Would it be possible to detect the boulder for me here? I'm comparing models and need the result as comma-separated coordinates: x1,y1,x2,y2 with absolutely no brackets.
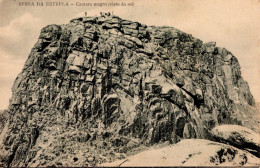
211,125,260,156
204,41,216,53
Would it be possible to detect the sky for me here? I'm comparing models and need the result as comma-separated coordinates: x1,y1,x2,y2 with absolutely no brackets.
0,0,259,110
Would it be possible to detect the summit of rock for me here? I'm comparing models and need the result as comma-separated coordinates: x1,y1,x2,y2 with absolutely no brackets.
0,15,259,167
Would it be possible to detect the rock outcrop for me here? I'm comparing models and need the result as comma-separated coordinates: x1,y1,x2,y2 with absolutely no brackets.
101,139,259,166
212,125,260,157
0,15,259,167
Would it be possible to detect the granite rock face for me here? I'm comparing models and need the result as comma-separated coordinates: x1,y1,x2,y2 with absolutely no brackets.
0,15,258,167
0,110,8,136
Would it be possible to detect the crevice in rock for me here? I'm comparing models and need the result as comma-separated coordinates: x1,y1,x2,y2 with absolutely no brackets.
7,144,19,167
180,87,204,109
176,117,185,138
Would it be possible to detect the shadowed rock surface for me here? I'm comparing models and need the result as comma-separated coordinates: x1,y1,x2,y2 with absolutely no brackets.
0,110,8,135
0,15,259,167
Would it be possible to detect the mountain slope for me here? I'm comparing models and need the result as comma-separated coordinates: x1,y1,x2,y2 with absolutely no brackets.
0,15,258,167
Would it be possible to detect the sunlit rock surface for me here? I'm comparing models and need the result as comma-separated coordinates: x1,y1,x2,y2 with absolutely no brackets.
101,139,260,166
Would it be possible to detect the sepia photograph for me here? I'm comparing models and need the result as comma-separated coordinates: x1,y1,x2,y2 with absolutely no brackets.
0,0,259,167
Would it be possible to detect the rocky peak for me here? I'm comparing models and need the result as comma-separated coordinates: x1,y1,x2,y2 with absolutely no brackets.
0,15,258,167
